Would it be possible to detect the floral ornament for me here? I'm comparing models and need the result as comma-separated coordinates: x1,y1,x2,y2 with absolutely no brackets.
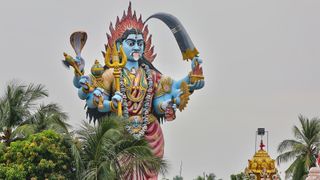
120,64,153,139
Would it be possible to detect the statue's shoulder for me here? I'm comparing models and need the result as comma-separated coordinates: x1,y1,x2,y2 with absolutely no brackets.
101,68,114,93
102,68,114,78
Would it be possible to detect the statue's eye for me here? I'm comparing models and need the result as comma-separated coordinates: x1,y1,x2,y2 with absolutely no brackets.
138,42,143,47
127,41,134,46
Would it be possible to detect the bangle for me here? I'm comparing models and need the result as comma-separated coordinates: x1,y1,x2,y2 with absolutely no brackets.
109,101,117,112
158,102,165,114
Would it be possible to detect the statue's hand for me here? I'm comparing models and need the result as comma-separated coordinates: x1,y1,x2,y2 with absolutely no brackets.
191,56,203,71
189,79,205,92
75,56,85,72
79,76,90,91
93,88,104,106
111,91,123,108
161,99,177,121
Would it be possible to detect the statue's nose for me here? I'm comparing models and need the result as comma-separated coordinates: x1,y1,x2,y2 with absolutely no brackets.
133,43,140,51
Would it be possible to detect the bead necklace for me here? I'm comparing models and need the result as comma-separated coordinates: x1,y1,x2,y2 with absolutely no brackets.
120,63,153,139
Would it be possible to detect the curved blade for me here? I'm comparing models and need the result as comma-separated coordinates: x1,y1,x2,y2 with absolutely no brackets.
70,31,87,57
145,13,199,60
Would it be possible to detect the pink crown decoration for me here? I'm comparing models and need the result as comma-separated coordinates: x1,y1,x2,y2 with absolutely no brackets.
105,2,156,62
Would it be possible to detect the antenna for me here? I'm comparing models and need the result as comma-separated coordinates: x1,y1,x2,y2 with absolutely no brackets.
179,161,183,177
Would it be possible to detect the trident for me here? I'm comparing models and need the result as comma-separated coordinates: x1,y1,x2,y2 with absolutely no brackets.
105,43,127,116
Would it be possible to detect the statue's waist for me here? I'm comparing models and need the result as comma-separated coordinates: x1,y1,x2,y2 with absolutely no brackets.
128,114,157,124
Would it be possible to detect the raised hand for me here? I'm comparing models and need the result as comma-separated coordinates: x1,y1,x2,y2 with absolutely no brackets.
75,56,85,72
79,76,91,91
161,99,177,121
190,56,204,91
93,88,105,109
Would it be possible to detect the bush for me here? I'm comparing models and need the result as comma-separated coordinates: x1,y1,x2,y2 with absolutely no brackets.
0,130,75,180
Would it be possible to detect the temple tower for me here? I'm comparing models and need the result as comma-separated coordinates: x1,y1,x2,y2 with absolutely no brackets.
244,128,279,180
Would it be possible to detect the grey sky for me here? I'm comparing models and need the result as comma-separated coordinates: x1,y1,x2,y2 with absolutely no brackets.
1,0,320,179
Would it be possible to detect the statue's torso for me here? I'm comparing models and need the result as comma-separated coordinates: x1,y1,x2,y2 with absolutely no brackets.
99,66,161,123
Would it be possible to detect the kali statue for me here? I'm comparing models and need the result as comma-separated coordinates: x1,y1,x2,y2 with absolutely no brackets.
63,2,204,179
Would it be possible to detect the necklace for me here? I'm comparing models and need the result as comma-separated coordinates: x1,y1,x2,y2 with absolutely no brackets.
120,63,153,139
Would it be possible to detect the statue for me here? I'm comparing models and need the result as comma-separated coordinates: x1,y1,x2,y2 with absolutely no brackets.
63,2,204,179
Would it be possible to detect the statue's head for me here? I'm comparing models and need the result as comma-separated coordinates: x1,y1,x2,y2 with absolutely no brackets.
104,2,156,64
116,28,144,62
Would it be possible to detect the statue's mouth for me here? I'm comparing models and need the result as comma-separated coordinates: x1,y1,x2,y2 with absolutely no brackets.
131,52,140,60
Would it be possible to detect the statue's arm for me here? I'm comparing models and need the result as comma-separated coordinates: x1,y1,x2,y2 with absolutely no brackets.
153,76,181,121
152,56,204,120
91,89,121,113
65,53,92,100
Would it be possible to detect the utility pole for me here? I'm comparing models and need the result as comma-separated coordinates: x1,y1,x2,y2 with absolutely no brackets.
179,161,183,178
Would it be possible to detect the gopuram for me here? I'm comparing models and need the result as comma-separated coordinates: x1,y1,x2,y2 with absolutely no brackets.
245,129,279,180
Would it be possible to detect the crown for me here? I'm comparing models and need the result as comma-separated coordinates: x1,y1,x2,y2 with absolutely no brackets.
104,2,156,63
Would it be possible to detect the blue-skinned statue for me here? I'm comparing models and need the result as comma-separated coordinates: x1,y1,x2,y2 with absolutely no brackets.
63,3,204,179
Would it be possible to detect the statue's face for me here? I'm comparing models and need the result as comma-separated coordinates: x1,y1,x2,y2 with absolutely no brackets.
122,33,144,61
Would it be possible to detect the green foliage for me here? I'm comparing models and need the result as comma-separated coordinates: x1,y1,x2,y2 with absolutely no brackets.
194,176,205,180
194,173,221,180
230,172,248,180
173,175,183,180
0,82,169,179
292,158,308,180
206,173,216,180
77,115,168,179
0,82,69,146
0,130,75,180
277,115,320,178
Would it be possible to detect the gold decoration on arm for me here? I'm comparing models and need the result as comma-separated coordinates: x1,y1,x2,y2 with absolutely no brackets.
178,81,191,111
157,102,166,114
98,96,104,110
104,44,127,116
189,72,205,84
154,76,173,98
109,101,117,112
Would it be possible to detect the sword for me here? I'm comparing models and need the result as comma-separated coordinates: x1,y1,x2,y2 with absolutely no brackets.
145,13,204,84
145,13,199,61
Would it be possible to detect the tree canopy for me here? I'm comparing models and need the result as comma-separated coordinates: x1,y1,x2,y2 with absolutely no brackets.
0,130,75,180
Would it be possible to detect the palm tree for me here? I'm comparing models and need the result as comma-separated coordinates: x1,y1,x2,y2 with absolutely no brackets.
277,115,320,179
0,82,69,145
15,103,70,136
76,115,168,180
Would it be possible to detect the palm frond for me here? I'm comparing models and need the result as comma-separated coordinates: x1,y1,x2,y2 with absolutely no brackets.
277,148,302,165
77,115,168,179
11,124,36,138
277,139,303,153
284,157,301,178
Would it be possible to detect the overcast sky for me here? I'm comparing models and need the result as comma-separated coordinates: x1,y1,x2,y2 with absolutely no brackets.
1,0,320,179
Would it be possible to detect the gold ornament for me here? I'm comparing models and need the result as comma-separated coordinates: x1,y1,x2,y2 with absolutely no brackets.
178,81,191,111
155,76,173,97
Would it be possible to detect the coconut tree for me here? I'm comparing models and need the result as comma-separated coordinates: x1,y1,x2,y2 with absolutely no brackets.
0,82,69,145
276,115,320,179
76,115,168,180
14,103,70,136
